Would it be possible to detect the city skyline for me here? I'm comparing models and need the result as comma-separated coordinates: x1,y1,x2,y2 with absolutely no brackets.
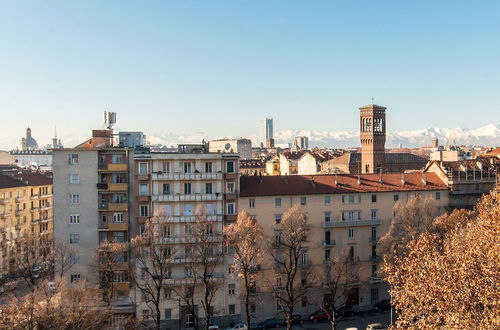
1,1,500,149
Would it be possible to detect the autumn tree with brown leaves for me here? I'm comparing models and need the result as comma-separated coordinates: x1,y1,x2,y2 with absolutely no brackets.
268,205,311,330
224,210,264,328
0,278,112,330
384,190,500,329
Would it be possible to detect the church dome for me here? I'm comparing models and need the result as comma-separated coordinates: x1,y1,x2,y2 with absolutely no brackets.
24,127,39,150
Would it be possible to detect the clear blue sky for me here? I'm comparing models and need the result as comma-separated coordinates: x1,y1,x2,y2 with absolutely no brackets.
1,1,499,148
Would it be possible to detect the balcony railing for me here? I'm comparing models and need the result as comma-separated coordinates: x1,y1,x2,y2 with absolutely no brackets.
152,193,223,202
151,172,223,181
162,234,223,244
323,219,381,228
164,215,223,222
322,240,336,247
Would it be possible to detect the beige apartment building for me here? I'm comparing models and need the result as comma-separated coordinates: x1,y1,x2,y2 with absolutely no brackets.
132,145,241,328
52,129,136,320
0,170,53,277
238,172,449,321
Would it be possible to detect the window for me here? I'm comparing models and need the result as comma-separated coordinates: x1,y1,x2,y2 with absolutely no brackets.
300,196,307,205
183,162,192,174
138,162,148,174
184,224,192,235
113,231,125,243
69,214,80,224
324,195,331,205
371,209,378,220
226,161,235,173
229,304,236,315
371,288,379,304
372,226,377,241
162,183,170,195
301,251,308,266
325,249,331,261
185,267,193,278
205,224,213,235
393,194,399,202
184,204,193,216
227,203,235,215
205,162,213,173
275,214,282,224
349,246,355,261
205,183,212,194
165,309,172,320
184,183,192,194
70,233,80,244
228,284,235,295
436,192,441,200
112,154,123,164
249,199,255,208
371,194,377,203
324,212,331,222
275,197,281,207
324,231,331,245
113,213,124,223
139,205,149,217
69,254,80,264
342,210,361,221
69,174,80,184
70,274,81,283
68,153,79,164
372,264,378,277
68,194,80,204
139,184,148,196
348,228,354,239
227,182,235,193
162,162,170,173
342,195,361,204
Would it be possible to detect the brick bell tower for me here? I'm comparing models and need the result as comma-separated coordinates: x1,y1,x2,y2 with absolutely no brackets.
360,104,386,174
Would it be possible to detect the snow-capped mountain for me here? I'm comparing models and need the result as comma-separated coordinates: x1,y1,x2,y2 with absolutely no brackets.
145,123,500,148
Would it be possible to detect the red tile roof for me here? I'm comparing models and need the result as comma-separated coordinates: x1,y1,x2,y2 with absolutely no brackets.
240,172,448,197
0,174,25,189
0,171,52,188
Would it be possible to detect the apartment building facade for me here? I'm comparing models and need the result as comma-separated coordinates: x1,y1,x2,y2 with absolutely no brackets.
0,171,53,277
132,145,241,328
52,130,136,319
238,172,449,322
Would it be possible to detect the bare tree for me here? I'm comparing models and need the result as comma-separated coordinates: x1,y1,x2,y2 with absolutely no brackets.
91,240,129,306
268,205,310,330
224,210,264,328
321,252,360,330
52,240,77,280
131,215,175,330
385,191,500,328
176,208,223,330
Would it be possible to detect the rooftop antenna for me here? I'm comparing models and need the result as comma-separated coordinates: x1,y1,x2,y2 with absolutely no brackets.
371,96,375,104
104,111,117,130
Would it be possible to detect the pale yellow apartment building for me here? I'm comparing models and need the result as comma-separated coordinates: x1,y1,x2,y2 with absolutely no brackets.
238,172,449,321
0,170,53,277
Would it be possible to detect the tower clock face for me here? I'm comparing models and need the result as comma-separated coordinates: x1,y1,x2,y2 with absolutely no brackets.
224,143,231,150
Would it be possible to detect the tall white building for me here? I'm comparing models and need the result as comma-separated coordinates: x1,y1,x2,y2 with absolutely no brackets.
258,118,273,148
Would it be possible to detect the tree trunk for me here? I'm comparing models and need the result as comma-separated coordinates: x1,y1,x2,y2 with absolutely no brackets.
244,273,251,329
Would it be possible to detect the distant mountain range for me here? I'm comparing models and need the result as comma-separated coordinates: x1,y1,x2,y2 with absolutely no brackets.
146,123,500,149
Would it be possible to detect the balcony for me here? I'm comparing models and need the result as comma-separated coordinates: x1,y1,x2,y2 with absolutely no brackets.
224,192,237,201
113,282,130,291
168,215,223,222
99,203,128,212
369,255,381,262
368,237,379,245
224,215,237,222
137,195,150,202
162,234,223,244
224,173,238,180
98,163,128,172
151,172,223,181
323,219,381,228
370,276,383,284
97,183,128,191
112,300,135,314
152,193,223,202
136,174,150,181
322,240,336,247
108,222,129,231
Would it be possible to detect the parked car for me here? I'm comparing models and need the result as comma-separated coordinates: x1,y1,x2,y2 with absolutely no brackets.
291,314,304,324
373,299,391,312
366,323,387,330
308,309,331,321
335,305,357,317
255,318,284,329
208,326,220,330
226,323,248,330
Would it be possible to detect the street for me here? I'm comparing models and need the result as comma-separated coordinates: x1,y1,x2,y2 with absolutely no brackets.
276,310,391,330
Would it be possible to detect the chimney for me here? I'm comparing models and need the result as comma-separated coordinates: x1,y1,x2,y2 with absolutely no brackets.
421,173,427,185
334,175,338,186
401,173,405,185
379,168,383,184
357,174,361,185
311,177,316,188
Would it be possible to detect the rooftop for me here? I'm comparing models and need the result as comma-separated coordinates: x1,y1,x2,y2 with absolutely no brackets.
240,172,447,197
